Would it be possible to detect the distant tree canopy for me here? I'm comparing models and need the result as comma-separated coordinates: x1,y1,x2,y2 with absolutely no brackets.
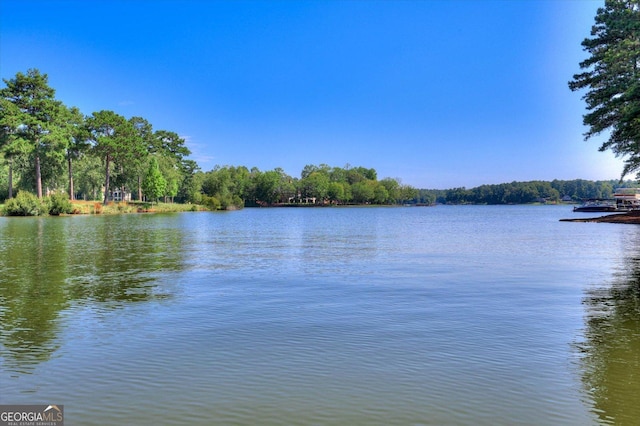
418,179,622,205
1,68,630,210
196,164,418,208
0,68,420,209
569,0,640,179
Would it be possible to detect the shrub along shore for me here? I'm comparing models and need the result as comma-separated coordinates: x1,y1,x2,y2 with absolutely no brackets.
0,191,202,216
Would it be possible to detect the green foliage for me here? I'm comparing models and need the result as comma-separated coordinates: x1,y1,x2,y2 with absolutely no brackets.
165,176,179,201
419,179,621,205
155,154,180,202
0,69,67,198
300,171,329,201
254,170,282,204
201,195,221,210
85,110,145,204
142,157,166,202
63,105,88,200
197,163,417,206
373,182,389,204
177,159,201,203
8,68,621,209
400,185,419,202
0,69,197,205
0,99,31,199
152,130,191,160
230,195,244,210
201,166,250,208
0,160,9,200
47,192,73,215
74,154,104,200
327,181,346,202
351,181,375,203
2,70,419,209
569,0,640,178
3,191,47,216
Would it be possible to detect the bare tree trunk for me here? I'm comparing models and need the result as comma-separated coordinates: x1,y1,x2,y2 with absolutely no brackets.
8,158,13,199
103,154,110,205
68,156,75,200
138,175,142,201
35,154,43,199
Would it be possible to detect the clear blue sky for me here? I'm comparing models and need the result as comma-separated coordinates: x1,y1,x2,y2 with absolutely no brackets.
0,0,622,189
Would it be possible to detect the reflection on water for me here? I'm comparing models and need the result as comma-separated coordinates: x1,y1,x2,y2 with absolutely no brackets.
579,240,640,425
0,219,67,372
2,207,640,424
0,215,185,373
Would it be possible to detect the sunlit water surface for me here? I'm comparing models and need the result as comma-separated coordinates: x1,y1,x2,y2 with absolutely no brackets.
1,206,639,425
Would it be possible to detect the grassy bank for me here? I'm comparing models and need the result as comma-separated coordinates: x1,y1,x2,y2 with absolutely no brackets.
0,199,206,216
70,200,204,215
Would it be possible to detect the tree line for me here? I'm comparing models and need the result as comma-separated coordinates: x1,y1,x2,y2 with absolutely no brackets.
0,69,419,209
194,164,419,209
0,69,194,205
0,70,630,210
415,179,634,205
3,1,639,210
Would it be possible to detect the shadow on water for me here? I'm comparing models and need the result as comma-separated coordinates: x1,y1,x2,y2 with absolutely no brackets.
0,215,185,373
578,242,640,425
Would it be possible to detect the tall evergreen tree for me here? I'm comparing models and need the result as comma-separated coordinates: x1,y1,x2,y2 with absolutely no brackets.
62,106,87,200
0,98,30,198
129,116,154,200
177,159,201,203
152,130,190,202
569,0,640,178
0,69,66,198
152,130,190,160
85,110,141,205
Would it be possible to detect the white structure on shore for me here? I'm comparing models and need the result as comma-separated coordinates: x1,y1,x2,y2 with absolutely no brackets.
614,188,640,210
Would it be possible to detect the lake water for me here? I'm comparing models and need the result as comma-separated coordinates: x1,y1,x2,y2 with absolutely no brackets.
0,205,639,425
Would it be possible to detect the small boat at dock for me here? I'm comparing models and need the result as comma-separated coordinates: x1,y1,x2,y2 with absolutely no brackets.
573,199,618,212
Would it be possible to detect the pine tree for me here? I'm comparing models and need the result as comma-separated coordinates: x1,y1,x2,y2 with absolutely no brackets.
0,69,66,198
569,0,640,178
85,110,143,205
